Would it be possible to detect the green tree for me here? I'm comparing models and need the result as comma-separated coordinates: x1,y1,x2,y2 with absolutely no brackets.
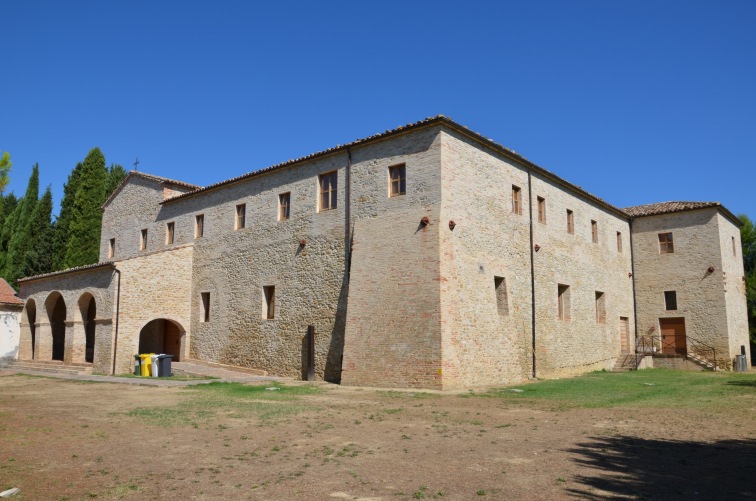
52,162,83,271
739,214,756,354
0,151,11,193
2,165,39,285
62,148,108,268
22,186,54,278
106,163,127,195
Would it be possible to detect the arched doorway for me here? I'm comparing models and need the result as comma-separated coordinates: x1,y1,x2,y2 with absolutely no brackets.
78,293,96,363
45,292,66,361
138,319,185,361
20,299,36,360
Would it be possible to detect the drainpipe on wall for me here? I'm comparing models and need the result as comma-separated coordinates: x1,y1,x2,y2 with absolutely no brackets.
527,170,537,378
345,147,353,276
629,219,639,350
111,268,121,375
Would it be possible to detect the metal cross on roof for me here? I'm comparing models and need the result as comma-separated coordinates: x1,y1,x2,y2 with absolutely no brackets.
133,158,139,171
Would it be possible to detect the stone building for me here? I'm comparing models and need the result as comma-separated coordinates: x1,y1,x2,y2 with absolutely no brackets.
0,278,23,366
13,116,751,389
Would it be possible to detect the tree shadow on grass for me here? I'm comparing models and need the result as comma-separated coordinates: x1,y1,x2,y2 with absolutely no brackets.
726,379,756,387
567,436,756,500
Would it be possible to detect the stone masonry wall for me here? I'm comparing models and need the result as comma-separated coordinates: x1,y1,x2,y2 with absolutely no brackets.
717,212,751,363
100,175,169,263
632,209,733,359
342,127,444,388
114,245,193,374
18,268,115,373
529,173,634,379
438,130,533,388
158,155,348,381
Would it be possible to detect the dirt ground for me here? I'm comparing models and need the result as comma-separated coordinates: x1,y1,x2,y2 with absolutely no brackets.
1,373,754,500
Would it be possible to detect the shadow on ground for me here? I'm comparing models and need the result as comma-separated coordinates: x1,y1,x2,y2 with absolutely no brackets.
567,436,756,500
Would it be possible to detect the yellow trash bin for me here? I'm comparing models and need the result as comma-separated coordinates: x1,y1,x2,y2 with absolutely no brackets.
139,354,154,377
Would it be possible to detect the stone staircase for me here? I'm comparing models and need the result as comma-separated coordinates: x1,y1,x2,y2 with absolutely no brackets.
4,359,94,376
612,354,638,372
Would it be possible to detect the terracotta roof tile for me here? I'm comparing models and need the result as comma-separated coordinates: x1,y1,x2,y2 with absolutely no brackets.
18,262,115,283
0,278,23,304
623,201,741,226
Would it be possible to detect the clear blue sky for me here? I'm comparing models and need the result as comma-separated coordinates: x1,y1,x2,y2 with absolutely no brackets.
2,1,754,218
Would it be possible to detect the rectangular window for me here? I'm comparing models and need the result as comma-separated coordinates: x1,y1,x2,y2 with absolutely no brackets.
664,291,677,311
263,286,275,320
537,197,546,224
595,291,606,324
558,284,571,320
235,204,246,230
389,164,406,197
278,193,290,221
108,238,115,258
566,209,574,234
617,231,623,253
140,229,148,251
732,236,737,257
166,221,175,245
319,171,337,211
512,186,522,215
591,220,598,243
659,232,674,254
195,214,204,239
494,276,509,316
200,292,210,322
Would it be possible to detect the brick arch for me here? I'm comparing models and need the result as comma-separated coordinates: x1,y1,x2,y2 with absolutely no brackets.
18,299,36,360
138,318,186,362
44,291,66,361
78,292,97,363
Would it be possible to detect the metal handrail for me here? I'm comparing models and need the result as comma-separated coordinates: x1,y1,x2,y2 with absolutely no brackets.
635,334,717,370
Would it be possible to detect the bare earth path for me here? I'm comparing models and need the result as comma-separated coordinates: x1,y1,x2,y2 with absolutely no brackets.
0,372,754,500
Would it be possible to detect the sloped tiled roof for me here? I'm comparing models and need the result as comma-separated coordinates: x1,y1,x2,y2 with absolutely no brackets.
102,170,201,209
623,201,741,226
0,278,23,304
17,262,115,283
160,115,628,218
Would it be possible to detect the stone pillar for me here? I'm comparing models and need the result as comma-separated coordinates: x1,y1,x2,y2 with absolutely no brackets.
63,320,76,364
17,320,33,361
92,318,113,374
68,320,86,363
36,322,52,360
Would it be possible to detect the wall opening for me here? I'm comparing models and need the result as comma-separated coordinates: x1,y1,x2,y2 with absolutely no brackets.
138,319,185,361
46,292,66,361
79,293,96,363
494,276,509,316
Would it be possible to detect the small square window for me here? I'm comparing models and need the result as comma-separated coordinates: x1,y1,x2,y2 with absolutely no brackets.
195,214,204,239
263,285,275,320
512,186,522,215
494,276,509,317
166,221,175,245
558,284,571,320
566,210,574,234
235,204,246,230
659,233,674,254
537,197,546,224
664,291,677,311
319,171,337,211
595,291,606,324
200,292,210,322
389,164,406,197
279,193,290,221
617,231,623,253
591,220,598,243
140,229,148,251
108,238,115,258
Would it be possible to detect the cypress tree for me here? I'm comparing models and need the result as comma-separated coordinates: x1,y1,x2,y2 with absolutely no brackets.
106,163,127,195
63,148,108,268
3,165,39,285
52,162,83,271
22,186,54,278
0,194,18,274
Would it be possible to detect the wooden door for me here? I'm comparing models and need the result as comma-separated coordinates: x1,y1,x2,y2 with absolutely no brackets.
163,322,182,361
620,317,630,354
659,318,686,355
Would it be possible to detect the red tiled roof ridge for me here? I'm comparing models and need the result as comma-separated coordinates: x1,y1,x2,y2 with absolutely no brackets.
0,278,23,304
